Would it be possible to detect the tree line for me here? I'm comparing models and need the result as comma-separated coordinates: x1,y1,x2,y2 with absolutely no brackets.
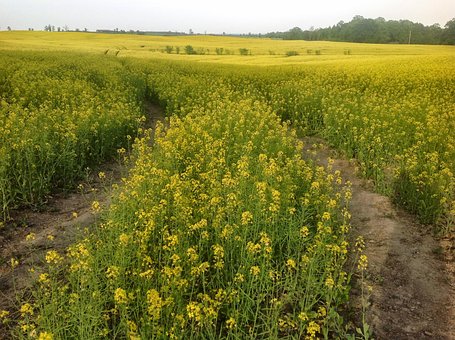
266,16,455,45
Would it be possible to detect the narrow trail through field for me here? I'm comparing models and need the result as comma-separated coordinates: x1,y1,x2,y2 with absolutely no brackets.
303,137,455,340
0,101,164,337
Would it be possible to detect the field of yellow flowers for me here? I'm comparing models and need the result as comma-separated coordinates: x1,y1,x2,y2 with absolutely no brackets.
0,32,454,338
0,51,145,219
144,57,455,225
4,56,353,339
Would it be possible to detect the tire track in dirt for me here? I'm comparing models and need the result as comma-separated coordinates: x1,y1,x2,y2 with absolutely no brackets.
303,137,455,340
0,102,164,337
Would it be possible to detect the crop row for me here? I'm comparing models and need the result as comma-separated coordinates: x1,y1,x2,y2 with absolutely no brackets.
0,51,145,219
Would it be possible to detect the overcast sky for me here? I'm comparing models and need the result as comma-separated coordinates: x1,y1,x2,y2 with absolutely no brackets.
1,0,454,33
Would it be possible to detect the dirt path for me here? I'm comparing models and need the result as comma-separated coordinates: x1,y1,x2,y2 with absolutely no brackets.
0,102,164,336
303,137,455,340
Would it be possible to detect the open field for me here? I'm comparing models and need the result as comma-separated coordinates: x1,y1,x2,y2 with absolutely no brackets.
0,32,454,339
1,31,454,65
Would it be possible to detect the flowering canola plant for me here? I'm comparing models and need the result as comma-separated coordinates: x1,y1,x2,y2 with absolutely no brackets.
0,51,145,220
23,59,352,339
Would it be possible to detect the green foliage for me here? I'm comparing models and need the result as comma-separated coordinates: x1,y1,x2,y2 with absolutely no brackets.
239,48,250,56
285,50,299,57
184,45,196,55
267,16,455,45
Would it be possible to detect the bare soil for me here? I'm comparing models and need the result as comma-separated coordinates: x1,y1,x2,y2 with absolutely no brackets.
0,102,164,337
303,137,455,340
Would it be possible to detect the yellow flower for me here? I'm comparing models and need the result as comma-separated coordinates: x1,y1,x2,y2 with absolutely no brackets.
358,254,368,270
250,266,260,276
119,233,130,245
91,200,101,213
322,212,331,221
10,258,19,269
147,289,163,320
139,269,154,279
106,266,120,280
186,302,201,322
306,320,320,337
25,233,36,241
234,273,244,283
38,332,53,340
186,247,199,262
325,276,335,288
311,181,320,190
45,250,63,264
241,211,253,225
127,320,137,333
298,312,308,322
0,310,10,321
300,226,309,238
318,306,326,317
286,258,296,270
20,303,34,316
39,273,50,285
212,244,224,269
226,317,237,329
114,288,128,305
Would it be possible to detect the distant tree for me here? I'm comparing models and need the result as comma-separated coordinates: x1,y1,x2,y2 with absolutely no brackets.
7,26,11,31
286,27,304,40
442,18,455,44
196,47,206,55
427,23,442,44
57,27,61,32
285,50,299,56
184,45,196,54
52,25,55,32
165,45,174,53
268,15,449,45
63,25,69,31
84,28,88,32
189,28,194,35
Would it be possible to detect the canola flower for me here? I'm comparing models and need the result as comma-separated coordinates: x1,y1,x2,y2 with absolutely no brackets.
20,60,352,339
16,49,453,338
